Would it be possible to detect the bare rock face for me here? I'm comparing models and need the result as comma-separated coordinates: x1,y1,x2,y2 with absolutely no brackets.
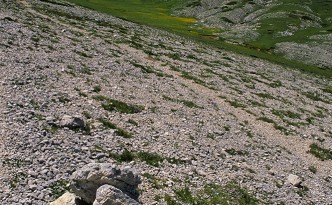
70,163,141,204
60,115,85,129
93,185,140,205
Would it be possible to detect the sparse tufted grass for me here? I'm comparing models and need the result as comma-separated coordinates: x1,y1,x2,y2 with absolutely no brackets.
163,95,201,108
50,179,70,199
93,95,144,114
309,143,332,161
167,182,259,205
98,118,133,138
106,148,185,167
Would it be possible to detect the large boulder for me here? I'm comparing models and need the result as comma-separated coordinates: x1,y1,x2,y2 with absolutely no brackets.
70,163,141,204
93,185,140,205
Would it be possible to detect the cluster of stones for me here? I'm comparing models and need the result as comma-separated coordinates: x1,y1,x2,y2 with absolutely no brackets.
51,163,141,205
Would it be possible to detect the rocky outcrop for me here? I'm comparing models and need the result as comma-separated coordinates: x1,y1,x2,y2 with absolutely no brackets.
70,163,141,204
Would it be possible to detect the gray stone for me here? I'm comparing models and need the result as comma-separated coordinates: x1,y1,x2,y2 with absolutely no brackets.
93,185,140,205
60,115,85,129
70,163,141,204
287,174,302,187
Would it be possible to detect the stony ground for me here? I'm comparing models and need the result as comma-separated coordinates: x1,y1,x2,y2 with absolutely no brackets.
0,0,332,204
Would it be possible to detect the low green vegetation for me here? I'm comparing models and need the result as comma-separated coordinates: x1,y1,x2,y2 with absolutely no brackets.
257,116,275,124
81,66,93,75
296,185,309,197
165,194,180,205
63,0,216,36
247,131,254,138
10,172,27,190
272,109,301,119
43,124,59,134
108,148,135,162
302,91,329,103
225,148,249,156
136,152,165,167
207,133,215,139
98,118,133,138
311,109,326,118
93,95,144,114
322,87,332,94
249,100,265,107
309,143,332,161
256,92,275,100
75,50,92,58
166,182,259,205
308,165,317,174
273,124,289,134
127,119,139,126
181,71,205,85
326,131,332,138
50,180,70,198
130,61,172,78
81,123,91,135
78,90,88,97
257,117,290,135
227,99,247,108
2,158,29,167
224,125,230,131
29,99,40,109
269,80,282,88
204,68,230,82
92,85,101,93
143,173,164,189
40,0,73,7
163,95,200,108
82,111,92,119
95,146,185,167
58,95,71,103
65,69,76,77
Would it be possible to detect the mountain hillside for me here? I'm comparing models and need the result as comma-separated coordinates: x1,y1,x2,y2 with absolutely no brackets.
0,0,332,204
174,0,332,68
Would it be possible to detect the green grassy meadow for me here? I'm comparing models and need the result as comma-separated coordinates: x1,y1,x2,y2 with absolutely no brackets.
64,0,332,78
64,0,219,36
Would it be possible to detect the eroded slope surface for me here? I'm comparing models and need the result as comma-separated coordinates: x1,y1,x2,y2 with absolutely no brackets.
0,0,332,204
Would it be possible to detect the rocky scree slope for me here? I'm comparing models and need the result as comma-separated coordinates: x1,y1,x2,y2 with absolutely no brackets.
0,0,332,204
174,0,332,69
